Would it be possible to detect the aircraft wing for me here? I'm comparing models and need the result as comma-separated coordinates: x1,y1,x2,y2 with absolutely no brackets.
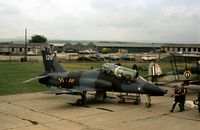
23,75,50,83
46,86,98,95
144,71,176,78
47,89,82,95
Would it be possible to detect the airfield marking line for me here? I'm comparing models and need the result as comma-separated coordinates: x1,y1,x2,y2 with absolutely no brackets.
0,111,38,125
0,111,41,130
136,113,170,121
1,93,199,130
167,112,200,122
0,99,100,130
0,96,125,130
136,109,200,123
96,107,114,112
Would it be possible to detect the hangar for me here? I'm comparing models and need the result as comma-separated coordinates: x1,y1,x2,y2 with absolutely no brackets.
1,41,200,55
63,41,162,53
92,42,162,53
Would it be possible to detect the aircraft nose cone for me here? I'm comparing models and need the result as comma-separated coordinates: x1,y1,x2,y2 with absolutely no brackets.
143,82,167,96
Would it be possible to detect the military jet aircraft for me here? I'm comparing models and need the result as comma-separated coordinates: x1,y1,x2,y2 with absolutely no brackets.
24,49,167,107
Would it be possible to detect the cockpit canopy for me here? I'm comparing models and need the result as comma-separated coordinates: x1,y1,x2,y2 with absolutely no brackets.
101,63,138,82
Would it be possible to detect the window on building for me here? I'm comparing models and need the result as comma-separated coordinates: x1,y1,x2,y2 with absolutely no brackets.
19,48,22,52
193,48,196,52
177,47,180,52
198,48,200,52
183,48,186,52
12,48,14,52
188,48,191,52
28,48,31,51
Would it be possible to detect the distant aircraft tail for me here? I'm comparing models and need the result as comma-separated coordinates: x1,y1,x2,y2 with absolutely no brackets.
41,49,66,73
148,62,162,82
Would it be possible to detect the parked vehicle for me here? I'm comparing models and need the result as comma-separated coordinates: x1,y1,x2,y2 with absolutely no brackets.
121,54,135,61
142,55,157,61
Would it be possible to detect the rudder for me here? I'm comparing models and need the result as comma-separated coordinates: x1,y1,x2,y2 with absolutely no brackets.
41,49,65,73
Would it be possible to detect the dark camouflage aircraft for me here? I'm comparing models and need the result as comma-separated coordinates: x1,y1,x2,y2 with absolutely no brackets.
24,49,167,107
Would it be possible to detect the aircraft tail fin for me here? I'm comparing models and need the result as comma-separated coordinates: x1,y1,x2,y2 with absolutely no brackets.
148,62,162,82
41,49,66,73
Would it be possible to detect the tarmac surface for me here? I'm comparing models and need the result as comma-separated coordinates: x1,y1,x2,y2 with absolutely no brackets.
0,90,200,130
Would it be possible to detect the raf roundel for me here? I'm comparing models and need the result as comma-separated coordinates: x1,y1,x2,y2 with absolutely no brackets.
183,70,192,78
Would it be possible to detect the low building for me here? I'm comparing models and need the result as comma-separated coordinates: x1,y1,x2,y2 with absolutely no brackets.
2,41,200,56
0,42,46,55
161,43,200,53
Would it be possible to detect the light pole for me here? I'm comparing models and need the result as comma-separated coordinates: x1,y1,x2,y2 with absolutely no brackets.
9,41,12,61
24,28,28,62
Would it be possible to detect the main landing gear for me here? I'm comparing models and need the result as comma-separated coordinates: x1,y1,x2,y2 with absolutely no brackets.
145,95,151,108
76,93,86,106
95,91,107,102
76,91,107,106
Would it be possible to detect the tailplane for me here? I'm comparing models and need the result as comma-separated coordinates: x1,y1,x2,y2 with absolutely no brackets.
41,49,65,73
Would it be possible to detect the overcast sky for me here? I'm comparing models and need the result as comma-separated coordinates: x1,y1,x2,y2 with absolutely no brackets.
0,0,200,43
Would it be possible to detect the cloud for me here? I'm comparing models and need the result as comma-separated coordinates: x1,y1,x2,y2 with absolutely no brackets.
0,0,199,43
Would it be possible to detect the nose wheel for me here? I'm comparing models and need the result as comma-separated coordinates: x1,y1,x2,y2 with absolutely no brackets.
145,95,151,108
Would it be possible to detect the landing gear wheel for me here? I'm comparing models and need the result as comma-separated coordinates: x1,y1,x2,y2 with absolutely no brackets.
95,91,105,102
76,93,87,106
145,102,151,108
76,99,83,106
145,95,151,108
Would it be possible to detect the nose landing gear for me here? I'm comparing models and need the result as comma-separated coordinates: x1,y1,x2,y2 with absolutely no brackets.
145,95,151,108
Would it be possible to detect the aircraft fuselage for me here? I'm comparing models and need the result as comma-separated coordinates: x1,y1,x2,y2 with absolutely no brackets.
39,70,166,96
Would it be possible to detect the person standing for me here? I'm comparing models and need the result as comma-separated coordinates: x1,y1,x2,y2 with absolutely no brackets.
180,83,187,111
132,64,138,71
170,85,183,112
